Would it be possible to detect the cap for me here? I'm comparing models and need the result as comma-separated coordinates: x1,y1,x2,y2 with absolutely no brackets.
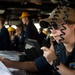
40,7,75,28
8,27,15,32
19,12,30,19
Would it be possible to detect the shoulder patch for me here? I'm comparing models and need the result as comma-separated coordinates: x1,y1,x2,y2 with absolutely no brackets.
69,62,75,69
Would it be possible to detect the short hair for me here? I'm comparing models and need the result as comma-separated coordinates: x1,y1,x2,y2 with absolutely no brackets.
0,14,6,25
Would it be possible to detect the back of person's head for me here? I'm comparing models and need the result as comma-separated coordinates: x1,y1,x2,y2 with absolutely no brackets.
8,27,15,33
16,23,23,30
16,23,23,27
0,14,6,25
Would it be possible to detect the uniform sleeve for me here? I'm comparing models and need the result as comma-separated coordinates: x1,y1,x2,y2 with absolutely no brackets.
34,56,51,71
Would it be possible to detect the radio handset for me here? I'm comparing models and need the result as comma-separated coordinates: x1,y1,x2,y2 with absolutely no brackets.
42,33,51,48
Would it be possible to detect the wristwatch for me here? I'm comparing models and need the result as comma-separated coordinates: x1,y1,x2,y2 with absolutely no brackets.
52,59,60,70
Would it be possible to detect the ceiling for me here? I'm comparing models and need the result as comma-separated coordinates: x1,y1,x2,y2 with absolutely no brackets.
0,0,75,21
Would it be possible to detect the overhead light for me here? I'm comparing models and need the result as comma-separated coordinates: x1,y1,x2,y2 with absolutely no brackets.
34,2,42,5
24,2,28,5
11,25,17,29
4,25,9,28
25,8,40,11
51,0,58,4
0,10,5,14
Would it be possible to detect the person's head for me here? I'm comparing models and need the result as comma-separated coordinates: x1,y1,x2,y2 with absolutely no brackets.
40,7,75,43
0,14,6,26
19,12,30,25
8,27,15,36
16,24,23,34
